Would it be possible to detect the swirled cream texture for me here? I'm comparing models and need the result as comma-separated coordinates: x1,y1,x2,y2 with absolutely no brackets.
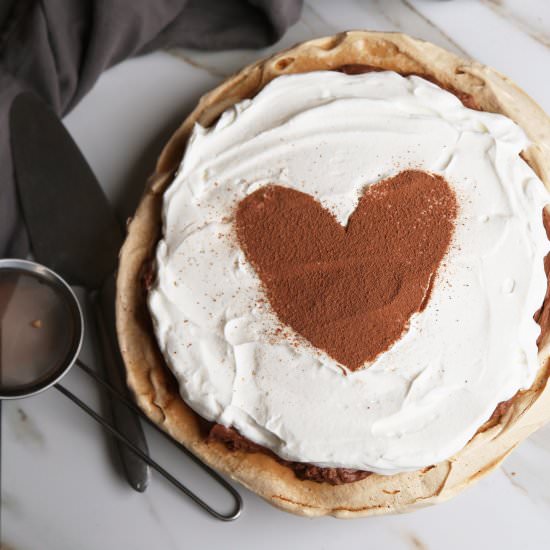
149,71,550,474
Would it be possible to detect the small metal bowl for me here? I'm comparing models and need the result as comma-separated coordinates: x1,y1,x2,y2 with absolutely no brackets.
0,258,83,399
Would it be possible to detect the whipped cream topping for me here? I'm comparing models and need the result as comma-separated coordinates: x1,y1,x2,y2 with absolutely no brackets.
149,71,550,474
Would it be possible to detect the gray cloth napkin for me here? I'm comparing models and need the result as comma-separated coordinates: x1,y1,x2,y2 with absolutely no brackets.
1,0,302,257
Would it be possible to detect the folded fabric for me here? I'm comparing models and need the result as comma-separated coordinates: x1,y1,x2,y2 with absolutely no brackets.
0,0,302,257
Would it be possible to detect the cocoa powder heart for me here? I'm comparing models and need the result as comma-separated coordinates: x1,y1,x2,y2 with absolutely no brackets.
236,170,457,371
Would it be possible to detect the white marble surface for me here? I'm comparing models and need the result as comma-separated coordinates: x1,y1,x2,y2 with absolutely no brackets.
3,1,550,548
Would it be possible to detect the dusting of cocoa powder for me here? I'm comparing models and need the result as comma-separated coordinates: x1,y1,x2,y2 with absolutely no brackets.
236,170,458,370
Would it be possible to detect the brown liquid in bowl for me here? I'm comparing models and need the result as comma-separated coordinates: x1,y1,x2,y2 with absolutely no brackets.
0,269,76,392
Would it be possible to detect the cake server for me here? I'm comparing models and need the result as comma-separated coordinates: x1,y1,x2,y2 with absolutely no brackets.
9,91,151,492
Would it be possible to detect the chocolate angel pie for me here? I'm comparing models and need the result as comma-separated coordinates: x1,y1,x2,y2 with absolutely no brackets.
116,31,550,517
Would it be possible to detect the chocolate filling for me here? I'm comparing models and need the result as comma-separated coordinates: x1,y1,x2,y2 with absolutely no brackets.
207,424,372,485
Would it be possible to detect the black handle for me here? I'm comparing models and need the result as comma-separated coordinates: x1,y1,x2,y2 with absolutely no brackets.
93,273,151,492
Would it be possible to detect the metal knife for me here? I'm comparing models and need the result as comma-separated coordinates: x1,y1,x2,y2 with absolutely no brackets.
10,92,151,492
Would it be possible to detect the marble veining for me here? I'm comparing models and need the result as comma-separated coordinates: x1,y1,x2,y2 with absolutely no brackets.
482,0,550,49
4,1,550,549
500,422,550,509
381,0,470,56
404,532,430,550
7,407,45,449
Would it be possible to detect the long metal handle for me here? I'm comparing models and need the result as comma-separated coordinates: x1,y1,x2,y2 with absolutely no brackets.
93,273,151,492
55,361,242,521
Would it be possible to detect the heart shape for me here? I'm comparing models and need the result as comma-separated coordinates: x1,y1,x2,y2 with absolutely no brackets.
236,170,457,371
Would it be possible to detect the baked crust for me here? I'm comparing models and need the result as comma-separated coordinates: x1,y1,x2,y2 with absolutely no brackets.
116,31,550,518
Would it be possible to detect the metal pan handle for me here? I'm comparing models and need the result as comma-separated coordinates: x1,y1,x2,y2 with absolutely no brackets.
55,359,242,522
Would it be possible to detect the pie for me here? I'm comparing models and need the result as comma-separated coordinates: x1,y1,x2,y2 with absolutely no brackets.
116,31,550,517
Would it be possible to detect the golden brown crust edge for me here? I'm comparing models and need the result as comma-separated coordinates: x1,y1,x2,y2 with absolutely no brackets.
116,31,550,518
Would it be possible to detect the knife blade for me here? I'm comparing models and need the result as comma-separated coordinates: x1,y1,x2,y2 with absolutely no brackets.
10,92,150,492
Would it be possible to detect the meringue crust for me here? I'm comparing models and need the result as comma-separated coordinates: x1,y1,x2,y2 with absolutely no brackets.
116,31,550,518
